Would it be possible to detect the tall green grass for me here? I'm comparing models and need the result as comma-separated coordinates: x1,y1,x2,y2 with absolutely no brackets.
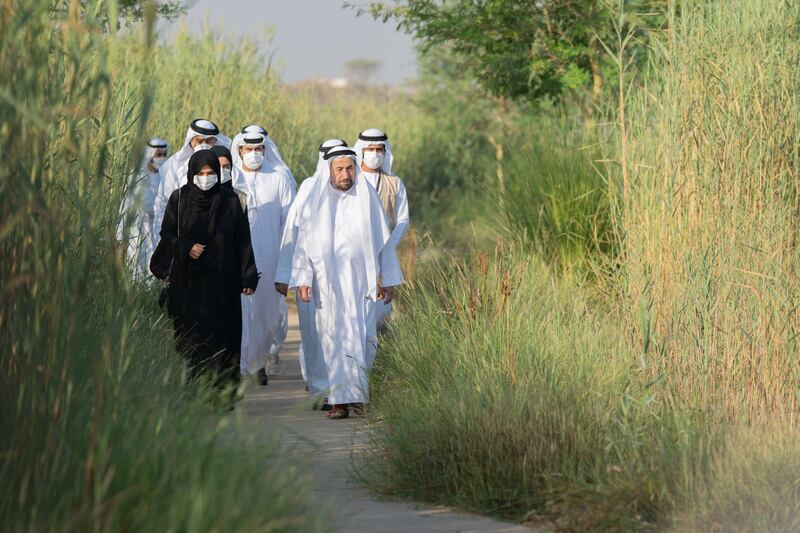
365,245,711,530
616,0,800,423
501,115,612,270
366,0,800,530
0,1,331,530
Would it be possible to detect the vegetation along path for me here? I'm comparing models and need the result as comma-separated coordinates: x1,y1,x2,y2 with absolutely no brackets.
236,310,534,533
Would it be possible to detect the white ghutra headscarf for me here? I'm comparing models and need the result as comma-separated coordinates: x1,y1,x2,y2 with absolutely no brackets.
153,118,230,236
292,145,393,301
230,124,293,180
274,139,348,285
139,137,168,173
353,128,394,173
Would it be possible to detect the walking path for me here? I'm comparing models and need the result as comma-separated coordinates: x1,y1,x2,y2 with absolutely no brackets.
237,310,534,533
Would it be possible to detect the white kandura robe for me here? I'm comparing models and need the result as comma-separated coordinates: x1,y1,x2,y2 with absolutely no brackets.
240,166,295,375
291,181,402,405
276,177,327,395
269,178,296,364
362,169,410,368
117,169,160,279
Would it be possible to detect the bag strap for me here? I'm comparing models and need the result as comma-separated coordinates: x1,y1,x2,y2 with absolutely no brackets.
166,188,180,283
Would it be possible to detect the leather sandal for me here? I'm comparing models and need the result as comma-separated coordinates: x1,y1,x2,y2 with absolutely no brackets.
326,404,349,419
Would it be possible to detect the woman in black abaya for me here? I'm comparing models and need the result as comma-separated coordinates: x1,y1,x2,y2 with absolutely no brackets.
151,149,259,387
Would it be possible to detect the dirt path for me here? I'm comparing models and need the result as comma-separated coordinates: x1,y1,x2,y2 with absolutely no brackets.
237,310,534,532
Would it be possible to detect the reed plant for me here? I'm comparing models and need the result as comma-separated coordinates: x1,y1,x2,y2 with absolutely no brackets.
501,114,612,271
365,0,800,529
364,244,711,530
0,1,332,530
616,0,800,424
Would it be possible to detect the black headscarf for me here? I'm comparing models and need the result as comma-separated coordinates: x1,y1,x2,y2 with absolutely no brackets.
187,149,221,208
210,144,232,162
182,149,222,241
210,145,235,190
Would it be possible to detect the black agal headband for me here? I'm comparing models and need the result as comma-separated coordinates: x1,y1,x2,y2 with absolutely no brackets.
190,118,219,136
241,124,268,136
323,148,357,160
319,139,348,153
358,131,388,142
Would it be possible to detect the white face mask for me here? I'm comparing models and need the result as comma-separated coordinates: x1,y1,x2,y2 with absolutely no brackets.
243,150,264,170
194,174,218,191
221,168,232,183
363,151,385,170
193,142,212,152
151,156,167,170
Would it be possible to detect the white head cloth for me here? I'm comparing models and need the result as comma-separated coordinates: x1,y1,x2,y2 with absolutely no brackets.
312,138,348,177
164,118,230,176
295,145,391,301
293,138,348,215
231,124,292,178
354,128,393,174
140,137,168,173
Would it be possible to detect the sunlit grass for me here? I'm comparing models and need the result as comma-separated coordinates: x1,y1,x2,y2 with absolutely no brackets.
0,1,332,530
365,0,800,530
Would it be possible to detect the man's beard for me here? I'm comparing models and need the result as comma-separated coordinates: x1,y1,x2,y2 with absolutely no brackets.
333,178,353,191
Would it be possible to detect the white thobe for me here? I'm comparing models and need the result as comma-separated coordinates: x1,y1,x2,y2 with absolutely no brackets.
275,178,327,395
240,167,295,375
153,154,192,238
362,170,410,366
117,170,160,279
291,183,403,405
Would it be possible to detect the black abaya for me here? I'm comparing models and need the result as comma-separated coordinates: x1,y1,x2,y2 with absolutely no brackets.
151,151,259,383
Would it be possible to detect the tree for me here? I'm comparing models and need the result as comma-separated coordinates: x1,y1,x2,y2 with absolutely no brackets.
116,0,186,21
362,0,661,107
74,0,186,29
345,58,381,86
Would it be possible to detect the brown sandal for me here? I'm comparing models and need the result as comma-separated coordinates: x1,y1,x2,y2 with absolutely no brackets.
349,403,366,417
326,405,349,419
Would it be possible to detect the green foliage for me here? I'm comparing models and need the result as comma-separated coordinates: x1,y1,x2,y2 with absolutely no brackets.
365,246,714,529
0,1,331,530
366,0,664,105
365,0,800,529
501,114,612,269
115,0,186,22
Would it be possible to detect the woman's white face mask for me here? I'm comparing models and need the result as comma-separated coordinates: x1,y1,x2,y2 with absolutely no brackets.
362,151,385,170
243,150,265,170
221,167,232,183
194,174,218,191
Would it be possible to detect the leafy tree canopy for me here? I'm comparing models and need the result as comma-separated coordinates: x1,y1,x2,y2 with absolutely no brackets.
362,0,663,104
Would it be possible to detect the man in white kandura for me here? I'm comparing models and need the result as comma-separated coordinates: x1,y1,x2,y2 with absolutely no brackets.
275,138,347,405
354,128,410,367
233,124,296,375
153,118,230,236
232,129,295,385
117,137,169,280
290,145,403,420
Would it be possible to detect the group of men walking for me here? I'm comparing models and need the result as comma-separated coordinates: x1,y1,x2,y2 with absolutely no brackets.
118,118,408,419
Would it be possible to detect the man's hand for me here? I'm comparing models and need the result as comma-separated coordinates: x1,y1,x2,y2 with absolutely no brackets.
242,288,255,296
189,243,205,259
274,282,288,296
382,286,396,304
298,286,312,302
